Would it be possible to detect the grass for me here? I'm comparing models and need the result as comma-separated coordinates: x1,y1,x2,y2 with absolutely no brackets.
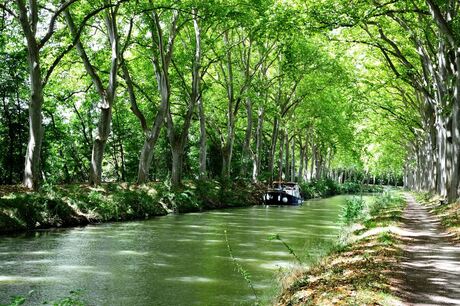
277,191,406,305
0,180,260,234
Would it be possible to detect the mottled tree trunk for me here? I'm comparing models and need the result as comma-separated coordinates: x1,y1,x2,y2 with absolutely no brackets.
449,51,460,202
436,114,448,196
290,137,295,181
15,0,45,190
138,77,170,183
137,10,179,184
268,117,279,183
65,5,119,185
310,139,315,181
240,97,253,177
89,105,113,185
252,107,264,182
170,141,184,186
23,50,44,190
278,130,284,181
198,95,207,180
166,9,200,186
285,132,289,180
297,138,304,182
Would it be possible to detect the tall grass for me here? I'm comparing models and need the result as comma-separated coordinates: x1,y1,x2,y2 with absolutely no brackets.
342,197,366,223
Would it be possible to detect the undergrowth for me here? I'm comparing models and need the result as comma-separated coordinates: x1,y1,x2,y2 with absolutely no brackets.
0,180,258,234
299,179,382,200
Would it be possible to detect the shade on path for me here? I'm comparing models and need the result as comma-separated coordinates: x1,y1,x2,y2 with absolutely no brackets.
399,194,460,305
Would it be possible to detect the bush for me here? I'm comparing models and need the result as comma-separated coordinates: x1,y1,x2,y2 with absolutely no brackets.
299,179,340,199
0,192,87,231
339,182,362,194
342,197,365,223
369,192,402,216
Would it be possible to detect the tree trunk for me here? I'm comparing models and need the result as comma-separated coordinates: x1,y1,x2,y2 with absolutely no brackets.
436,113,448,197
310,139,315,181
23,48,44,190
315,148,322,180
449,52,460,202
268,117,279,183
240,97,252,176
138,10,179,184
170,141,184,186
252,107,264,182
15,0,45,190
89,106,112,185
165,9,200,186
278,130,284,181
65,6,119,185
138,79,170,184
198,95,207,180
291,137,295,181
298,138,304,182
138,134,157,183
285,132,289,180
304,151,310,181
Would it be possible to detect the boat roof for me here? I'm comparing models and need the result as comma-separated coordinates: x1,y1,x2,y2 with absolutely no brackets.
272,181,298,185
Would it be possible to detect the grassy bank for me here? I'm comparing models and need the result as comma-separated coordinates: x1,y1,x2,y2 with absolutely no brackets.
277,191,406,305
414,192,460,241
299,179,383,200
0,180,262,234
0,179,382,235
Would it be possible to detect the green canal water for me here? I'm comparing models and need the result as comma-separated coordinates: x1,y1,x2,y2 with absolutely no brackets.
0,195,356,305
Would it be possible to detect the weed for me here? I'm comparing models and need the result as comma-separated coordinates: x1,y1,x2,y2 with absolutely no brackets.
224,230,259,304
0,296,26,306
268,234,302,264
342,197,365,223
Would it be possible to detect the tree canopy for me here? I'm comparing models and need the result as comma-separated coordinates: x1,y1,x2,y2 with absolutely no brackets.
0,0,458,201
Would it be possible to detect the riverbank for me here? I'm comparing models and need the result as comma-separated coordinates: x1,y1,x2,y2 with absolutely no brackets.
277,191,406,305
0,179,382,235
0,180,263,234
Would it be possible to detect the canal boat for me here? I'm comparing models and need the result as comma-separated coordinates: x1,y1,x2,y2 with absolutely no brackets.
263,181,303,205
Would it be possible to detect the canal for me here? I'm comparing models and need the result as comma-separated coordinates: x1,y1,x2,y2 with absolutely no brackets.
0,195,356,305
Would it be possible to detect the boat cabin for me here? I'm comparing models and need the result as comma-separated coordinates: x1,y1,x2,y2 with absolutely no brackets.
263,181,303,205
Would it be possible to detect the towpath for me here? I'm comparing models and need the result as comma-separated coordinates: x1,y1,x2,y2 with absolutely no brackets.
399,194,460,305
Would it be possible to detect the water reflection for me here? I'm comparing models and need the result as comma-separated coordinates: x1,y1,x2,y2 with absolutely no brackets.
0,195,355,305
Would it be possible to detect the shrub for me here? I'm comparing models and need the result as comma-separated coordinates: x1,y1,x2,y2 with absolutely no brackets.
369,192,402,216
342,197,365,223
299,179,340,199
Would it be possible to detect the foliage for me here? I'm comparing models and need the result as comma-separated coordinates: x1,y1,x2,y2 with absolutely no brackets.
342,197,365,223
44,290,86,306
1,290,86,306
0,180,261,233
299,179,339,199
0,0,412,190
299,179,381,200
0,296,26,306
369,192,403,217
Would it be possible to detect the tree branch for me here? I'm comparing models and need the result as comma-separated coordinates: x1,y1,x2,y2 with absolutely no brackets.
39,0,79,48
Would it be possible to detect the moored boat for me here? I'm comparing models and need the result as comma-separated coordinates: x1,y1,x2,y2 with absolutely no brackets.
263,181,303,205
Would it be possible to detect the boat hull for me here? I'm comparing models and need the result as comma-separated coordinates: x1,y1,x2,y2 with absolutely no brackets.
263,191,303,205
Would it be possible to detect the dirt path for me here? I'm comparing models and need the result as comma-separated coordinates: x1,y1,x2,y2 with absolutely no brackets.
399,194,460,305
